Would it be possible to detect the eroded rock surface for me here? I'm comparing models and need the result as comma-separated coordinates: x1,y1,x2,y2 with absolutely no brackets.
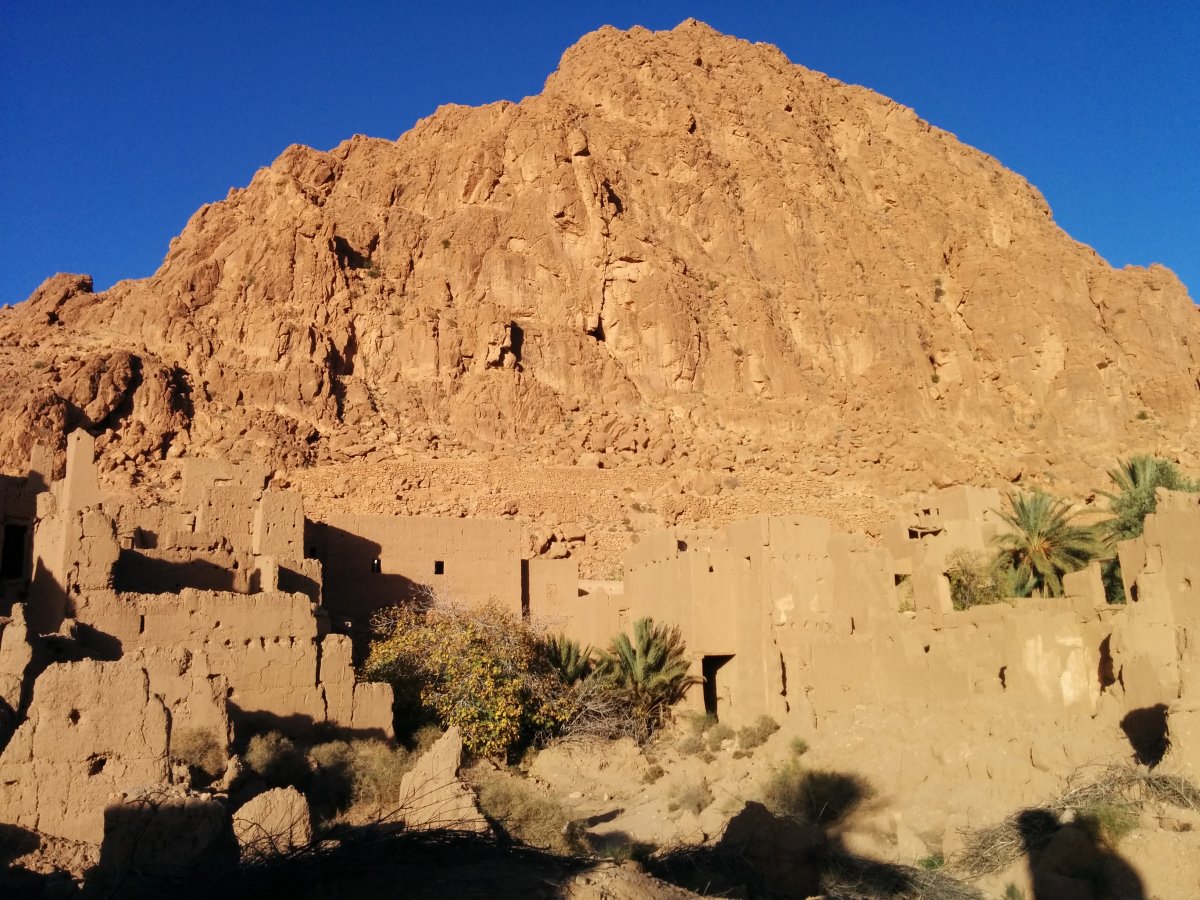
0,20,1194,524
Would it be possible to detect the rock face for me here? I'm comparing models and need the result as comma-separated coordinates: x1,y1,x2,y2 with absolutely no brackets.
1,20,1197,488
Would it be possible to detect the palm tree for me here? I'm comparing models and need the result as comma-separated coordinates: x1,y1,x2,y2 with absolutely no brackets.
542,634,593,685
994,490,1102,598
1100,455,1197,543
596,617,699,727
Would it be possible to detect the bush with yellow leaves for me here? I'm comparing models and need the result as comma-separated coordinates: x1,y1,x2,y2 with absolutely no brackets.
363,599,571,759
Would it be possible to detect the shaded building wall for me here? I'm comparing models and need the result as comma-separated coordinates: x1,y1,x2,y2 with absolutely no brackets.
311,514,523,627
0,658,171,843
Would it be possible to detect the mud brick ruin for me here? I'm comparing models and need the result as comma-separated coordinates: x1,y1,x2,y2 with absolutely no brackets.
1,431,1199,849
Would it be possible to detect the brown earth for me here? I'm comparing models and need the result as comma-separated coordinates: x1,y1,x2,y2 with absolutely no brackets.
2,19,1199,576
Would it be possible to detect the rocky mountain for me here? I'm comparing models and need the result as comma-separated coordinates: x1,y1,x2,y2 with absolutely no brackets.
3,19,1198,500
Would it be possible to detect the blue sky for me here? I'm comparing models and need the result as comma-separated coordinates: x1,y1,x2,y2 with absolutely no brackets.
2,1,1197,306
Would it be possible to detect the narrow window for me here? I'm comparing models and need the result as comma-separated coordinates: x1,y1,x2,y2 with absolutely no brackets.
434,560,445,575
371,558,381,574
1,523,27,578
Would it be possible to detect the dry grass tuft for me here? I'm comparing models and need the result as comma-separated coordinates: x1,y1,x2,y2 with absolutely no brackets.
476,777,575,855
669,778,714,815
172,726,225,780
954,764,1200,877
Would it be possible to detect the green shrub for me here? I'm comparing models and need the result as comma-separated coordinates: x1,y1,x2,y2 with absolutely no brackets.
245,731,309,787
790,737,810,757
1101,455,1200,543
172,726,225,781
541,634,593,684
705,723,736,751
669,779,714,815
994,490,1103,598
594,618,700,737
761,760,872,827
1003,884,1026,900
736,715,780,750
476,777,574,854
918,853,945,871
297,738,415,819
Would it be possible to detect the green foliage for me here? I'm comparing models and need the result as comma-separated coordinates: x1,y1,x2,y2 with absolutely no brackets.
994,490,1102,597
1100,455,1199,544
363,601,571,759
790,737,810,757
595,617,699,733
761,759,873,827
541,634,593,685
918,853,945,871
245,731,309,788
669,778,714,815
171,726,225,781
682,711,717,736
1101,558,1126,605
705,722,736,751
1003,884,1026,900
736,715,780,750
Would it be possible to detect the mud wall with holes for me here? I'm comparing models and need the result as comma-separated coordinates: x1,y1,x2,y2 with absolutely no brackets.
595,488,1200,785
0,434,394,843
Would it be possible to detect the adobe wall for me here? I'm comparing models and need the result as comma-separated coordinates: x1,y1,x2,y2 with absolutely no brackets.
883,485,1004,612
73,586,391,741
602,505,1148,733
310,514,523,627
1109,489,1200,776
0,658,170,843
526,557,581,629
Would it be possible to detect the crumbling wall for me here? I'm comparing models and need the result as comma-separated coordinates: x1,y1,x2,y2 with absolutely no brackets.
0,658,170,843
79,589,390,739
1109,489,1200,774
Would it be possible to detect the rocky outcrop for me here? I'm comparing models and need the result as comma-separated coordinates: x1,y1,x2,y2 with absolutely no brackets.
1,20,1196,494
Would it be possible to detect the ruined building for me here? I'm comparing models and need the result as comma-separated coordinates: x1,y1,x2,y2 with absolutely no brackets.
2,436,1199,848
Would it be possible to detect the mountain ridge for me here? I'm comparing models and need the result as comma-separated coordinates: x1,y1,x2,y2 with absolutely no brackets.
2,20,1196,512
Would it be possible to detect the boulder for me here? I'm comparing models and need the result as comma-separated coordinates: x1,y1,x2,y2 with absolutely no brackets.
233,786,312,858
396,726,488,833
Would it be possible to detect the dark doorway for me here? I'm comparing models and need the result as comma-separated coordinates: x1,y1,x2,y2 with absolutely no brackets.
702,655,734,719
1,524,27,579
